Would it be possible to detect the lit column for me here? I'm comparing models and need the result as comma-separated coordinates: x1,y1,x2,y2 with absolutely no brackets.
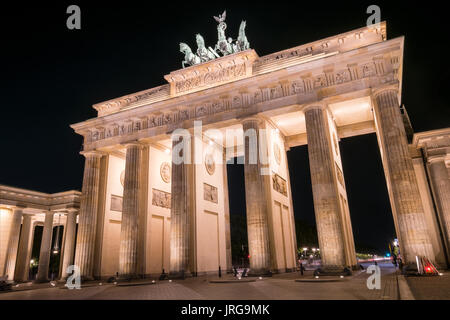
35,212,54,282
170,133,193,277
14,214,34,282
3,207,24,281
304,104,346,269
373,88,434,264
60,210,78,280
428,156,450,256
242,118,271,274
119,143,144,279
74,151,103,281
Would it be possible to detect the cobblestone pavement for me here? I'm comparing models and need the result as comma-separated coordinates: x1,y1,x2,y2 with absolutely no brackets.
0,263,399,300
405,272,450,300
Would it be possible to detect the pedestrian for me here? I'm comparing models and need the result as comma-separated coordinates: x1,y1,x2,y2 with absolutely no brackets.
300,263,304,276
392,245,399,267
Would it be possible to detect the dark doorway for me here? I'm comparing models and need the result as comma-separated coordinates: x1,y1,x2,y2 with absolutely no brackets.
28,224,65,280
49,225,64,280
226,157,249,267
340,133,396,256
286,145,319,255
286,133,397,258
30,225,42,280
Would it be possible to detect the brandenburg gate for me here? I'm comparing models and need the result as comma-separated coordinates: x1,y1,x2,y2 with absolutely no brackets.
1,17,449,282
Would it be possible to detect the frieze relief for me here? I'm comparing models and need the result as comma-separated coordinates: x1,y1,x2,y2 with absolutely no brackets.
272,172,288,197
204,183,218,203
110,195,123,212
152,188,171,209
165,49,258,96
86,58,396,145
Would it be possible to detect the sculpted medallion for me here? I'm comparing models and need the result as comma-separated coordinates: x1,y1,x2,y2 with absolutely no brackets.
120,170,125,187
160,162,171,183
205,153,216,175
273,143,281,165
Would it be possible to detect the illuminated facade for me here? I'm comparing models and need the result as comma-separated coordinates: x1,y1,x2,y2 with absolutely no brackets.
1,22,449,282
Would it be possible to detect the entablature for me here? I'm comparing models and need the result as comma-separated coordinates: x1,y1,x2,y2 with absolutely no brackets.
0,185,81,211
72,30,402,153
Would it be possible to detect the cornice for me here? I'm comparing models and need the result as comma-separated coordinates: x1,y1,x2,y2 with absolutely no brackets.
412,128,450,147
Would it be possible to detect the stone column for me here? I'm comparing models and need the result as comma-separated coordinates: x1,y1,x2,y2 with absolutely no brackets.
14,215,34,282
60,210,78,280
242,118,271,274
35,212,54,282
373,88,434,264
74,151,103,281
3,208,24,281
304,105,346,269
119,143,144,279
428,156,450,257
170,133,193,277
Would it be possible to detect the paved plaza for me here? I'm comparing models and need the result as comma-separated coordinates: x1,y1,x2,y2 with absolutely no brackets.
405,272,450,300
0,263,411,300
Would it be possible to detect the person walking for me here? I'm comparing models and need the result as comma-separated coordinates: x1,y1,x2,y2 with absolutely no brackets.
299,263,304,276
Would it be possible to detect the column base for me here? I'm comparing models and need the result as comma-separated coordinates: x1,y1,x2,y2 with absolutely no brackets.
313,266,352,277
33,278,49,284
169,270,192,279
116,274,143,282
79,275,95,283
247,269,273,277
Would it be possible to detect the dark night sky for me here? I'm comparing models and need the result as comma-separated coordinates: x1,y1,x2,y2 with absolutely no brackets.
1,2,449,253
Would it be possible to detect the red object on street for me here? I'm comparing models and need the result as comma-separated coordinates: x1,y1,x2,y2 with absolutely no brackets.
420,257,439,275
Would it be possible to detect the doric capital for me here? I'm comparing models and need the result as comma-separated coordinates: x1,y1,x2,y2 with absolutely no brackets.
371,85,399,99
302,101,327,113
13,206,26,214
80,150,105,158
240,116,263,127
427,155,446,164
122,141,146,149
66,208,79,215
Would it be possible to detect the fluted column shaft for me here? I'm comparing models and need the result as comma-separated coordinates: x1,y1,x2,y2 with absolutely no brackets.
428,157,450,256
305,106,346,268
242,119,271,274
60,211,78,280
14,215,33,282
3,208,23,280
74,152,103,280
36,212,54,282
119,143,144,278
170,134,193,276
374,88,434,263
